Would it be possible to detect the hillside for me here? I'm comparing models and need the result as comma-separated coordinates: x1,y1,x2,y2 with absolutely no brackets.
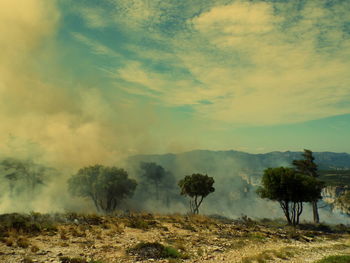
1,213,350,263
128,150,350,173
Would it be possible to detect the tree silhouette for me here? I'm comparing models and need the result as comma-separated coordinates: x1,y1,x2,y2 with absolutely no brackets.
0,158,51,197
68,165,137,213
178,173,215,214
257,167,323,226
139,162,172,201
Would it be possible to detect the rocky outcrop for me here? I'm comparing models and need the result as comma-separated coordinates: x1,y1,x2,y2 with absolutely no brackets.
322,186,350,215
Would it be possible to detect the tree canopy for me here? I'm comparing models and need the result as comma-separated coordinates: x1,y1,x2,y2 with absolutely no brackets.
293,149,318,177
0,158,52,197
139,162,175,201
257,167,324,225
178,173,215,214
68,165,137,213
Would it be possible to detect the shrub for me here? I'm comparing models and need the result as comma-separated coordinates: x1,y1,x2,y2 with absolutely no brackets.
163,246,182,258
316,255,350,263
5,237,14,246
31,245,39,253
17,237,30,248
127,217,150,230
126,215,158,230
22,257,34,263
0,213,57,235
59,257,88,263
128,242,182,260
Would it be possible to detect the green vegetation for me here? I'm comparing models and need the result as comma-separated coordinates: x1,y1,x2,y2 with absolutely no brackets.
316,255,350,263
178,173,215,214
0,213,57,238
68,165,137,213
257,167,323,225
127,242,183,260
126,214,158,230
319,170,350,186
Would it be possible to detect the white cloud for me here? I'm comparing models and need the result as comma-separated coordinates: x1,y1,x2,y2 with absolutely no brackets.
193,2,279,45
174,1,350,125
66,0,350,126
79,7,109,28
72,32,120,57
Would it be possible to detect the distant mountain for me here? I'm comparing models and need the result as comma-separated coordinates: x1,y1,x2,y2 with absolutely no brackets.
128,149,350,179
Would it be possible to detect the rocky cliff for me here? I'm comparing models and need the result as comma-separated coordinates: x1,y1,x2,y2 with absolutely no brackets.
322,186,350,215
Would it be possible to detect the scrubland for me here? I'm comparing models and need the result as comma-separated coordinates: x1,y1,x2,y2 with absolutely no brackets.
0,212,349,263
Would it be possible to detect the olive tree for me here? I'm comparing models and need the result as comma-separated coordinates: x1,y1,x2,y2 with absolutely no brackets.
257,167,324,226
68,165,137,213
178,173,215,214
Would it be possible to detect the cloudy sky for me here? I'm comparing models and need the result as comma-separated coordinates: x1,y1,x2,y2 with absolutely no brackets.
1,0,350,167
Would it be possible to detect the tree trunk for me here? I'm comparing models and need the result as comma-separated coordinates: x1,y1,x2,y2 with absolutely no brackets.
312,201,319,223
280,201,292,225
296,202,303,225
155,181,159,200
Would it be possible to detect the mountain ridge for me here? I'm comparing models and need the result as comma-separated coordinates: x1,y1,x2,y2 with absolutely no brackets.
128,149,350,171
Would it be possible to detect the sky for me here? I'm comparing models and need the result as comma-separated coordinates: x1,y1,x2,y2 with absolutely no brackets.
1,0,350,168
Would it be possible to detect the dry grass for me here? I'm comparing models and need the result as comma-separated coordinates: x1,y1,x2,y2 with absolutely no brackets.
30,244,39,252
0,212,349,263
17,236,30,248
241,246,298,262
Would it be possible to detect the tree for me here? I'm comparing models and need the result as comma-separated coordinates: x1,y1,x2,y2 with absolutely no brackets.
293,149,322,223
178,173,215,214
139,162,173,201
257,167,323,226
68,165,137,213
0,158,51,197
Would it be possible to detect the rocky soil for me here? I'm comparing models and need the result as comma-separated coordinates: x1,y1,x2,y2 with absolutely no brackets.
0,213,349,263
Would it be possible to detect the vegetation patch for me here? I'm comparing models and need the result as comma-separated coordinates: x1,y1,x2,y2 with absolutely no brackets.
65,213,104,225
127,242,182,260
0,213,57,236
22,257,34,263
59,257,87,263
316,255,350,263
241,247,297,263
126,215,158,230
241,250,274,263
17,236,30,248
59,257,103,263
228,239,248,250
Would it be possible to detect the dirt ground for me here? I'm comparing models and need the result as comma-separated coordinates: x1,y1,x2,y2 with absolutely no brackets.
0,213,349,263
